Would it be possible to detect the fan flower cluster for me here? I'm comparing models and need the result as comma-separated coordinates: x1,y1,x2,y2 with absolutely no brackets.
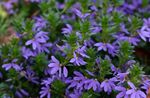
0,0,150,98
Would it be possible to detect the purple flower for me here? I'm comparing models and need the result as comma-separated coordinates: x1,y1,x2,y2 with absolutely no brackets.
20,89,29,96
115,86,129,98
101,79,116,94
62,24,73,35
15,89,29,98
76,32,82,39
125,37,140,46
120,23,130,34
141,79,150,94
116,72,129,83
114,34,140,46
67,89,82,98
39,85,51,98
85,70,95,77
2,0,18,14
66,79,79,89
90,26,102,34
56,2,65,9
25,38,45,50
73,9,90,20
56,43,71,52
21,47,35,59
90,5,98,12
126,81,146,98
0,72,2,78
111,65,121,74
84,79,101,92
2,1,13,10
61,13,76,21
132,0,142,7
107,7,114,13
94,42,107,51
30,0,41,3
118,0,142,14
48,56,60,74
75,46,89,58
48,56,68,77
24,69,39,84
143,18,150,26
139,26,150,41
66,71,86,91
70,3,81,11
2,59,21,71
84,39,95,47
37,43,52,53
32,16,47,31
41,78,53,86
70,52,87,66
63,67,68,77
139,18,150,41
126,90,146,98
107,43,118,56
35,31,49,41
94,42,118,56
25,31,49,50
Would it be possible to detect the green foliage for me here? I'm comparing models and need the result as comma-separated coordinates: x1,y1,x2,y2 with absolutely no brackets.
0,0,150,98
118,41,134,66
129,63,144,85
44,10,60,30
81,92,95,98
142,0,149,7
127,16,142,35
79,21,91,42
111,0,124,6
99,58,112,80
0,38,21,60
0,83,11,98
33,53,48,75
66,33,78,47
12,8,28,33
99,15,118,42
112,12,124,25
51,80,66,98
85,48,97,70
0,16,9,36
35,53,48,65
61,0,75,13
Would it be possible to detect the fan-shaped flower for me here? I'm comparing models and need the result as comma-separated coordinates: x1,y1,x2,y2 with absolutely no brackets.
70,52,87,66
48,56,68,77
126,81,146,98
2,59,21,71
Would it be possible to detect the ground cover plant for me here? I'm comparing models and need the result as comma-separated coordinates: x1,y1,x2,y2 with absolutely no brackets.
0,0,150,98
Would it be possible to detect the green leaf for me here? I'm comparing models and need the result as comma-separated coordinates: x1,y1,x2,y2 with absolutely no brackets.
0,16,9,36
51,80,66,98
66,33,78,47
99,58,112,80
112,12,123,25
82,92,93,98
33,53,48,76
81,90,100,98
129,63,144,85
80,21,90,33
112,0,124,6
86,48,97,69
0,83,9,92
118,41,134,65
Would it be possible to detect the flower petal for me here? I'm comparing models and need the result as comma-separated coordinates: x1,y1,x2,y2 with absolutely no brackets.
50,66,59,74
63,67,68,77
51,56,59,64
